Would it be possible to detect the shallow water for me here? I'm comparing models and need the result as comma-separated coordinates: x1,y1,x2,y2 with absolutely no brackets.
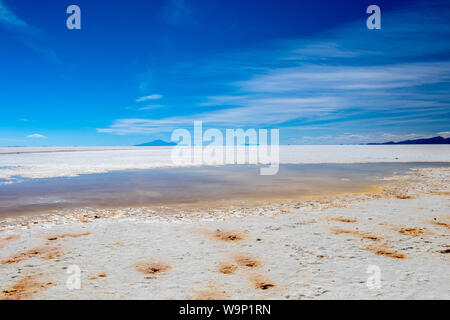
0,162,448,218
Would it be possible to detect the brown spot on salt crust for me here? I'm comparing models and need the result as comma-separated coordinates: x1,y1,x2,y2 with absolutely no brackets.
364,244,406,259
214,229,247,242
396,195,414,199
135,261,171,276
217,263,237,274
1,245,63,265
46,231,91,241
234,255,260,268
430,191,450,196
0,275,57,300
327,217,357,223
398,227,425,236
330,228,382,241
429,220,450,229
88,273,107,280
0,235,20,248
249,275,276,290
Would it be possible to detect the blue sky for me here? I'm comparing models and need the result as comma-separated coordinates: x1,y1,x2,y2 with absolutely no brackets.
0,0,449,146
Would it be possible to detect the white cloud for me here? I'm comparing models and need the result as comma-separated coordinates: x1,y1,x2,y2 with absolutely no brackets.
0,0,40,34
235,62,450,93
0,0,28,28
0,1,60,63
136,94,163,102
139,105,165,111
99,0,450,141
27,134,46,139
438,131,450,137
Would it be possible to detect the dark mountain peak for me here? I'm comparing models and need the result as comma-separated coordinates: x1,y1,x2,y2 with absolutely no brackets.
368,136,450,145
136,139,176,147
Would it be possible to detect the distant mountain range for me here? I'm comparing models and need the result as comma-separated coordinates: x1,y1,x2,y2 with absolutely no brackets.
136,136,450,146
136,139,176,146
368,136,450,145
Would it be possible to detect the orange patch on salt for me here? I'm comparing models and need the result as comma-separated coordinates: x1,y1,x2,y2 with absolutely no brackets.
46,231,91,241
217,263,237,274
430,191,450,196
88,273,107,280
396,195,414,199
214,229,247,242
429,220,450,229
1,245,63,265
327,217,357,223
398,227,425,236
0,275,57,300
135,260,171,276
233,255,261,268
330,227,382,241
364,244,406,259
249,275,276,291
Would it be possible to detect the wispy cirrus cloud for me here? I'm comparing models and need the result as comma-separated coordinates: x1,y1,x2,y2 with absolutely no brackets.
0,0,29,29
0,0,59,63
438,131,450,137
99,0,450,143
27,133,46,139
136,94,163,102
139,105,166,111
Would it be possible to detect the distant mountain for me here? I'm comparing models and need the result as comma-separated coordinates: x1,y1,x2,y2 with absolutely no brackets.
368,136,450,145
136,139,176,146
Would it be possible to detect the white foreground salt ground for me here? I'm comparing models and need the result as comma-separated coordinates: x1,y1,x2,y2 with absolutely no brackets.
0,145,449,181
0,166,449,299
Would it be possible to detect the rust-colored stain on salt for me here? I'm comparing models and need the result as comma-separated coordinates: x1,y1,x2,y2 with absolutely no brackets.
0,275,57,300
1,245,63,265
194,228,249,242
429,220,450,229
46,231,91,241
135,260,171,276
330,227,382,241
233,255,261,268
249,275,276,291
327,217,357,223
398,227,425,236
214,229,247,242
88,273,107,280
217,263,237,274
430,191,450,196
364,244,407,259
396,195,414,199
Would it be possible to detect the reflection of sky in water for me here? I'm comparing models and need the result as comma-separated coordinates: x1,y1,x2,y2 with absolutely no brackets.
0,162,448,218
